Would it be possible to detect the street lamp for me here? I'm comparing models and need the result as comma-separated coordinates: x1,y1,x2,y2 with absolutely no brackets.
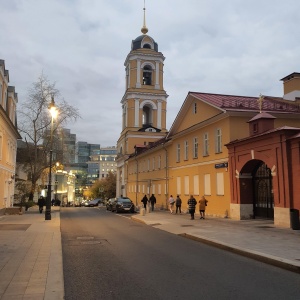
45,96,57,220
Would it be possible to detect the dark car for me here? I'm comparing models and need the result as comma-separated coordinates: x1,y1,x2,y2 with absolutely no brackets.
106,198,116,211
84,198,103,207
111,197,135,213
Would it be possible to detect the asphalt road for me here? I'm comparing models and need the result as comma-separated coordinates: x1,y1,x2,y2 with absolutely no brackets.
61,207,300,300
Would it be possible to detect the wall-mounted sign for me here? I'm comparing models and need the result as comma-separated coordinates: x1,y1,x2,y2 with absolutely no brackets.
215,162,228,169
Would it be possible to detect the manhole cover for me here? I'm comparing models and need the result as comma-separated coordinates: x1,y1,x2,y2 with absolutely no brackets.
81,241,101,245
77,236,94,240
0,224,31,231
181,225,193,227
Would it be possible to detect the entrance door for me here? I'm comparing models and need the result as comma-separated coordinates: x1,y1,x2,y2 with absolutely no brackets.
253,163,274,219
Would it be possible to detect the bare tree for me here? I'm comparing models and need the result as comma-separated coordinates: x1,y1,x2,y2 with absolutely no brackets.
17,73,80,200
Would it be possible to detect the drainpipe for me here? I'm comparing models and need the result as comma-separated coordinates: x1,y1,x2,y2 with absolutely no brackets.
134,151,139,207
163,142,168,210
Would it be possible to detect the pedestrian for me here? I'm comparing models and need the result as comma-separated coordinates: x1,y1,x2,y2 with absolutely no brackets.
141,195,148,209
38,196,45,214
149,194,156,211
175,195,182,214
51,198,55,206
168,195,175,214
199,196,208,219
187,195,197,220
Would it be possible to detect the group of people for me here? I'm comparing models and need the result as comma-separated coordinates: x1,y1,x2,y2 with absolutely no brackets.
141,194,156,211
169,195,208,219
141,193,208,220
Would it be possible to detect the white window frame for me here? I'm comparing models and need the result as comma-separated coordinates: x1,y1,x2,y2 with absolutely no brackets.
215,128,222,153
176,144,180,162
184,140,188,160
193,137,198,158
203,132,209,156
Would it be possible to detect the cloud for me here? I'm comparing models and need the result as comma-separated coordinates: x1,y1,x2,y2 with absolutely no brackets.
1,0,300,146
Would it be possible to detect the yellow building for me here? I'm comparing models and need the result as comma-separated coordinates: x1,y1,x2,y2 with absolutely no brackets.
117,10,300,219
0,60,21,213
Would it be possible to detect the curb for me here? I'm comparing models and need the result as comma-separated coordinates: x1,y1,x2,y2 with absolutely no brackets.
179,233,300,274
131,216,300,274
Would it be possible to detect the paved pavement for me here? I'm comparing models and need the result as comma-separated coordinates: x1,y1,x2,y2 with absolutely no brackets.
131,209,300,273
0,206,300,300
0,206,63,300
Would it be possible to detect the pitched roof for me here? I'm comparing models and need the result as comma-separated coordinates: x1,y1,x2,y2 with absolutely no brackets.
189,92,300,113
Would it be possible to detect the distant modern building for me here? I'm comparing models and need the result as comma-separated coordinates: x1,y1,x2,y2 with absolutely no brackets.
0,59,21,212
87,146,117,186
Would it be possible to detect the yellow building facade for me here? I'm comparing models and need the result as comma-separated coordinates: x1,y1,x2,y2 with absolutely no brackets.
117,12,300,219
0,60,20,213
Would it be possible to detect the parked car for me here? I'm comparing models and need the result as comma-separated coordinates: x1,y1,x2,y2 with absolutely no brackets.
106,198,116,211
84,198,103,207
111,197,135,213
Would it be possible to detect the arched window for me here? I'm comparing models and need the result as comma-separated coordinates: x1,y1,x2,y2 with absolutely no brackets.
143,65,152,85
142,104,152,126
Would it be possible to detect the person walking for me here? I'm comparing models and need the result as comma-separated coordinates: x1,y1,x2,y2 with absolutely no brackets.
187,195,197,220
199,196,208,219
175,195,182,214
38,196,45,214
141,195,148,209
149,194,156,211
168,195,175,214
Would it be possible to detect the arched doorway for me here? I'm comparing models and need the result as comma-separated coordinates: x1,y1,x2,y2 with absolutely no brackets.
253,162,274,219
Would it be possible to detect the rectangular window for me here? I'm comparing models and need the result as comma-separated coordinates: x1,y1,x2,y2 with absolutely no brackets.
176,144,180,162
158,184,161,195
158,155,161,169
147,159,150,171
152,184,155,194
215,128,222,153
193,137,198,158
204,174,211,195
184,140,188,160
176,177,181,195
184,176,189,195
216,172,224,195
203,133,209,156
193,175,199,195
193,102,197,114
152,157,155,170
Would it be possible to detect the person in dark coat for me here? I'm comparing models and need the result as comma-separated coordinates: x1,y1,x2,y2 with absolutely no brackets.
175,195,182,214
149,194,156,211
38,196,46,214
187,195,197,220
141,195,148,209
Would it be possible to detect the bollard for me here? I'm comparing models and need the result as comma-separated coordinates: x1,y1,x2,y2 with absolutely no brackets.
140,208,145,216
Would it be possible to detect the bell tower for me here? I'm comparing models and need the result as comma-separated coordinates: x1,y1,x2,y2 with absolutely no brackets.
116,3,168,197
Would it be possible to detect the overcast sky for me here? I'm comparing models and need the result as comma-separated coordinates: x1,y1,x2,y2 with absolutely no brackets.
1,0,300,146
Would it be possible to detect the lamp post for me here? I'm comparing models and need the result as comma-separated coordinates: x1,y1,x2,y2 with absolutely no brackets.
45,96,57,220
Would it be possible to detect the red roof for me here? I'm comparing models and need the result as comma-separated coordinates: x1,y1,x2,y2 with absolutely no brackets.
189,92,300,113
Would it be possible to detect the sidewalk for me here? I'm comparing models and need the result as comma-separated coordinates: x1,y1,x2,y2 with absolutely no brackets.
0,206,63,300
131,209,300,273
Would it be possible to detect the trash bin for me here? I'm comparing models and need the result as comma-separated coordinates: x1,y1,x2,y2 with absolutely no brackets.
290,209,300,230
